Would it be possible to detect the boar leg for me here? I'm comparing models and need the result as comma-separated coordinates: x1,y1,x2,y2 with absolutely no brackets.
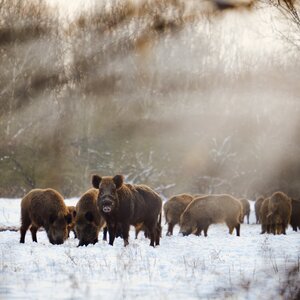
235,223,240,236
20,211,31,244
30,225,38,242
149,229,156,247
145,222,156,247
247,213,250,224
226,220,235,235
203,225,209,237
260,223,267,234
103,226,108,241
108,224,116,246
72,229,77,239
121,223,130,247
195,226,202,236
155,229,160,246
282,224,287,235
166,223,174,236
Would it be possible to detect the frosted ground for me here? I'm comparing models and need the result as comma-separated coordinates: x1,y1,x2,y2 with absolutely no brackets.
0,198,299,299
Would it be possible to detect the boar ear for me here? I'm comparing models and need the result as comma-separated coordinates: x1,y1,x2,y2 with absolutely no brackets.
113,175,124,189
65,213,72,224
85,211,94,222
92,175,102,188
49,214,56,224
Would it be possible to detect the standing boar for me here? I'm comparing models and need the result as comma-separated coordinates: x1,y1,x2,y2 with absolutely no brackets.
267,191,291,235
239,198,250,224
67,206,77,238
92,174,162,247
163,193,194,236
20,189,72,245
290,198,300,231
255,196,264,224
75,188,105,246
179,194,243,237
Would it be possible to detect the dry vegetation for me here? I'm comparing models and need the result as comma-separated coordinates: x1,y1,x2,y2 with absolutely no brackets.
0,0,300,199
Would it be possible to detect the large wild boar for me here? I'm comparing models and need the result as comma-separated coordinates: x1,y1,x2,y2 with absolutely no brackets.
267,191,291,235
255,196,264,224
67,205,77,238
163,193,194,236
179,194,243,237
239,198,250,224
290,198,300,231
92,174,162,247
20,189,72,244
75,188,105,246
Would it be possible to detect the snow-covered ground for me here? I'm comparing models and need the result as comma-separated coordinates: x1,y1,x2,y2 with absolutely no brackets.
0,198,299,299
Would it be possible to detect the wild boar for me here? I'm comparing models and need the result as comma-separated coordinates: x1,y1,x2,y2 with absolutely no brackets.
239,198,250,224
163,193,194,236
75,188,105,246
20,188,72,245
267,191,291,235
92,174,162,247
179,194,242,237
255,196,264,224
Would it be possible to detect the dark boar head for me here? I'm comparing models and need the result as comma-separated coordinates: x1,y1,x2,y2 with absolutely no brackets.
75,211,100,246
47,212,72,245
179,210,195,236
92,174,123,215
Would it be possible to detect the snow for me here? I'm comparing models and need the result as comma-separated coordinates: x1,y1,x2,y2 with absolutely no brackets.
0,199,299,299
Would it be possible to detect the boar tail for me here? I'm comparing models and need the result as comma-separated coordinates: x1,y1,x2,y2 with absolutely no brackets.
239,211,243,224
158,211,162,226
164,208,168,224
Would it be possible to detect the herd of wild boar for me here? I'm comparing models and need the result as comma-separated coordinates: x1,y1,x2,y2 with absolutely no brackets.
19,174,300,247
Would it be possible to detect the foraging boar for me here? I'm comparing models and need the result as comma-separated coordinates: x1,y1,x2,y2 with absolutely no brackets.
179,194,242,237
163,193,194,236
255,196,264,224
267,192,291,235
290,198,300,231
239,198,250,224
92,174,162,247
67,206,77,238
260,197,271,234
20,189,72,245
75,188,105,246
